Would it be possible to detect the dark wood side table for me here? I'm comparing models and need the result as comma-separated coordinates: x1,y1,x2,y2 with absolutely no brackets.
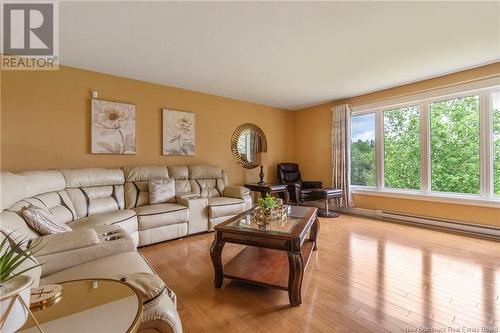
244,183,290,204
210,205,319,306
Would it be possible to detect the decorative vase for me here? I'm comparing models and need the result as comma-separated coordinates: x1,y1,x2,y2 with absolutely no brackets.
270,205,287,220
0,275,33,333
254,207,272,226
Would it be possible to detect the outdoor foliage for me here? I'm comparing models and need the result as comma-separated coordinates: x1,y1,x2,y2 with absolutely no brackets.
351,95,486,195
494,106,500,195
384,106,420,190
430,96,480,194
351,139,376,186
351,113,376,186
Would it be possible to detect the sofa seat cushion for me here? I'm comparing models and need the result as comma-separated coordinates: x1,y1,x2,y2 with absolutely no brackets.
35,225,136,277
139,224,187,246
208,197,246,219
68,209,137,235
133,204,189,231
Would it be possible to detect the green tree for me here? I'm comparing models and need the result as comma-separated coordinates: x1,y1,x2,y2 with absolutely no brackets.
351,139,376,186
493,107,500,195
430,96,480,194
384,106,420,190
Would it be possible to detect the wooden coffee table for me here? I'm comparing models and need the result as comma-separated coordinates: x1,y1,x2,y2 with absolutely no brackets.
210,205,319,306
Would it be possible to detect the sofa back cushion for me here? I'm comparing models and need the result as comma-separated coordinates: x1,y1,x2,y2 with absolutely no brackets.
6,171,76,224
1,170,75,240
167,166,191,195
61,168,125,219
9,191,77,224
123,166,170,209
1,172,27,211
188,165,227,198
0,210,40,240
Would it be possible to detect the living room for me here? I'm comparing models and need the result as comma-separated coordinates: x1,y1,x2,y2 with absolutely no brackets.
0,1,499,333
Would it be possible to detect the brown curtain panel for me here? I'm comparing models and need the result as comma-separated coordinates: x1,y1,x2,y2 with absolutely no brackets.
331,104,353,207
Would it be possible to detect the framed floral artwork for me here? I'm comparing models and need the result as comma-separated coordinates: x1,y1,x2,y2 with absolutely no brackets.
91,99,136,154
162,109,195,156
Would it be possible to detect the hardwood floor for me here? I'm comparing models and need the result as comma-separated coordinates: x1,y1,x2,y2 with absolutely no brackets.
139,214,500,333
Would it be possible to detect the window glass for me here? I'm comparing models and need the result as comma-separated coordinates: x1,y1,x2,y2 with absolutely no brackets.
492,92,500,195
430,96,480,194
351,114,376,186
384,106,421,190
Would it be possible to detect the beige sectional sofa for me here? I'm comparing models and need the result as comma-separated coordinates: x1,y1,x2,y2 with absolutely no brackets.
0,164,252,333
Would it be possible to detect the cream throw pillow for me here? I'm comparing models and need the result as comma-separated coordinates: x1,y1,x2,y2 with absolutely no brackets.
148,178,175,204
22,205,72,235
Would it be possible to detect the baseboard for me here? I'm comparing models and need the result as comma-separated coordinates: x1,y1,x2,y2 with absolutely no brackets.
335,206,500,240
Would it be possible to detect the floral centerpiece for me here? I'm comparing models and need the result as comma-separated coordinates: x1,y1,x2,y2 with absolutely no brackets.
254,194,277,226
254,194,288,226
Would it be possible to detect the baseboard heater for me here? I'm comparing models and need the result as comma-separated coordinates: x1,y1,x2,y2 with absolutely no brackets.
338,207,500,240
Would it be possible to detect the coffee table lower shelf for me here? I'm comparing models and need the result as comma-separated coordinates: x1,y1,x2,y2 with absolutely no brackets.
223,240,315,290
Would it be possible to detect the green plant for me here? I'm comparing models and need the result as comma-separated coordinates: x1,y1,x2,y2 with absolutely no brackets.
0,231,41,285
257,193,278,210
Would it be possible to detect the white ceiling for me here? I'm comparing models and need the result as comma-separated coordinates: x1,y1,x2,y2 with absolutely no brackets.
59,1,500,110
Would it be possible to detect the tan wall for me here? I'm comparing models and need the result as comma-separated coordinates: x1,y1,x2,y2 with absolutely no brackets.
293,62,500,226
0,66,293,185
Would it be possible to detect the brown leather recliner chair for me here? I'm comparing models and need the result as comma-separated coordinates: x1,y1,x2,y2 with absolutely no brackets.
277,163,322,204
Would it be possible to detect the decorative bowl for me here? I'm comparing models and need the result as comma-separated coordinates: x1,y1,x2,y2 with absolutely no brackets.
254,207,272,226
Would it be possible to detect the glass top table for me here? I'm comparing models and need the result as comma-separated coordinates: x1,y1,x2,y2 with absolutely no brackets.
19,279,142,333
223,205,313,235
210,205,319,306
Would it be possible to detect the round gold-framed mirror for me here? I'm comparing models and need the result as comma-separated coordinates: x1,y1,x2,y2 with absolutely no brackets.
231,123,267,169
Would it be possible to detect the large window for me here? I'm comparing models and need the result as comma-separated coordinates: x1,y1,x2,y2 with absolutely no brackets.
384,106,420,190
430,96,480,194
351,114,376,186
349,80,500,204
493,92,500,196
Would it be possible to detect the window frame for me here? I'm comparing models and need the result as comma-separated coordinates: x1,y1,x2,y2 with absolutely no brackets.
350,77,500,207
491,89,500,197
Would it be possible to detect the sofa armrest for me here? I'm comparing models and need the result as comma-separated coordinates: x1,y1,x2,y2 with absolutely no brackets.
35,229,100,256
223,186,250,199
302,181,322,189
140,292,183,333
35,225,136,277
175,192,200,200
176,197,208,234
281,181,302,190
